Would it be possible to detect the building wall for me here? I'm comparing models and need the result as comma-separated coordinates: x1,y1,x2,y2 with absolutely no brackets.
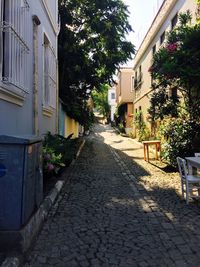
133,0,197,133
0,0,59,136
59,102,65,136
59,101,79,139
126,103,134,129
115,68,134,131
117,68,134,106
64,116,79,139
108,88,117,121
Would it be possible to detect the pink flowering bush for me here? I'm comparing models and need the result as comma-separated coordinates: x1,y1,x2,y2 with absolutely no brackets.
43,146,65,176
47,163,55,172
166,43,178,52
42,132,80,179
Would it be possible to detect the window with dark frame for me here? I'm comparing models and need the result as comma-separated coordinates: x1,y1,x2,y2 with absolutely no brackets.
138,65,142,82
135,71,137,80
134,71,138,88
131,76,134,92
152,44,156,55
171,13,178,30
160,31,165,45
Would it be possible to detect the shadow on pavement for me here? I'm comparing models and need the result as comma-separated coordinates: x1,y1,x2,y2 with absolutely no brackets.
22,123,200,266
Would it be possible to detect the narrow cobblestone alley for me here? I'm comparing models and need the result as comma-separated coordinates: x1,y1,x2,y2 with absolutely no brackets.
23,124,200,267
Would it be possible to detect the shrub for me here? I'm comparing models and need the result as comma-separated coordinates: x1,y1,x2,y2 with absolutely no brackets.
118,123,126,134
43,146,65,176
134,111,150,141
43,132,79,177
159,117,200,166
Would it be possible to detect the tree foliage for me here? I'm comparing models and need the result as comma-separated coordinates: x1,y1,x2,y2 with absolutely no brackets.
92,84,110,118
196,0,200,23
58,0,135,123
148,88,179,121
149,11,200,165
150,11,200,120
159,116,200,166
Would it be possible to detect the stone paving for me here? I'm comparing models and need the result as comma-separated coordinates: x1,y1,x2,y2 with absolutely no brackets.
23,124,200,267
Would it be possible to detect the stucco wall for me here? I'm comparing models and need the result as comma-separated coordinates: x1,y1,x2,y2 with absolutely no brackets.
0,0,59,136
117,68,134,105
65,116,79,139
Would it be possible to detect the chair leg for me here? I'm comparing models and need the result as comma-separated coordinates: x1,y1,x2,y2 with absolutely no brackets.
181,182,184,199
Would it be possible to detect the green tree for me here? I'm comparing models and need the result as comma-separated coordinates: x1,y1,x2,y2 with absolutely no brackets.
196,0,200,23
92,84,110,119
58,0,135,124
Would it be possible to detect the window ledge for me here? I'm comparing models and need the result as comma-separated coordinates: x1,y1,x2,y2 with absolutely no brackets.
0,86,25,106
43,106,54,117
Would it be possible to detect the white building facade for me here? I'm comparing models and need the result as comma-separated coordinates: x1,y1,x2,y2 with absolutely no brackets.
0,0,59,136
108,87,117,122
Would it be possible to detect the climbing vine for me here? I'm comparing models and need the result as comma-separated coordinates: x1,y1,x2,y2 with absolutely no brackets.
134,111,150,141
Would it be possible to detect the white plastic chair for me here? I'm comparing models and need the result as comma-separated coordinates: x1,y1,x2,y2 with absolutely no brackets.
177,157,200,204
195,153,200,157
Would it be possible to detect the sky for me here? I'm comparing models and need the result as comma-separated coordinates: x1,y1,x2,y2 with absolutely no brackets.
122,0,164,65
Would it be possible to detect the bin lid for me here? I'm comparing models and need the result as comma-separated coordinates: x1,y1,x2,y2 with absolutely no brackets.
0,135,42,144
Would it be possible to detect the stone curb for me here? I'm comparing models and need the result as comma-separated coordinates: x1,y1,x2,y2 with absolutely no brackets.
1,139,86,267
71,139,86,165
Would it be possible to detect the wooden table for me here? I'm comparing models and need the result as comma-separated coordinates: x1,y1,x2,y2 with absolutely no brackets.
143,140,161,162
185,157,200,174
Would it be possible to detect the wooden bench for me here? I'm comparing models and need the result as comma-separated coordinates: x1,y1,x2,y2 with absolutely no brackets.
143,140,161,162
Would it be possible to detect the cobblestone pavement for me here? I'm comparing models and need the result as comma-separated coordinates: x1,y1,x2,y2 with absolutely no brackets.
23,124,200,267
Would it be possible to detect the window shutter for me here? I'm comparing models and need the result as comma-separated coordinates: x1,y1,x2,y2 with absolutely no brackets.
1,0,30,92
43,36,57,109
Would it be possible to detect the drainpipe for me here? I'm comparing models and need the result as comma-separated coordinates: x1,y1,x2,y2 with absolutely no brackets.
32,15,41,136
